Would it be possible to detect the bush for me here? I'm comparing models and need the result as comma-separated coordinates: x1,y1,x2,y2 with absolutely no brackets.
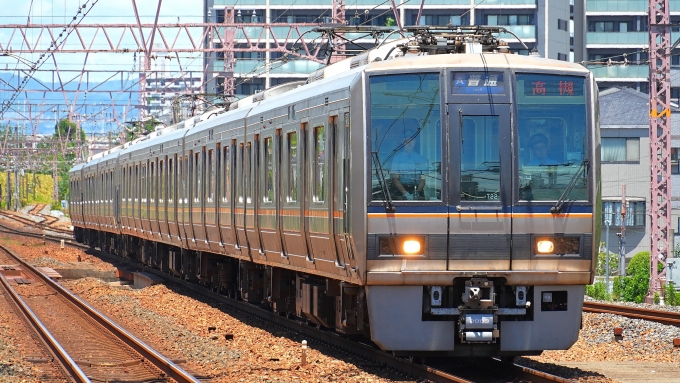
654,292,660,304
612,276,624,301
617,251,652,303
664,283,679,306
586,281,610,301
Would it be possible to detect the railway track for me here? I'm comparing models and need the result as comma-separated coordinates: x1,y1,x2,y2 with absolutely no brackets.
0,206,73,237
583,301,680,326
0,218,574,382
0,242,200,383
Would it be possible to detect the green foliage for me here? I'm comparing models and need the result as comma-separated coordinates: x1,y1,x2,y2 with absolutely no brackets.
654,291,660,304
617,251,650,303
612,276,624,301
54,119,85,141
385,17,396,26
663,283,679,306
595,243,620,276
0,173,54,208
585,281,610,301
125,118,160,142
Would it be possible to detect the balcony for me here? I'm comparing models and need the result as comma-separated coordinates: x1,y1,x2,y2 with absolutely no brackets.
586,0,680,13
587,32,680,47
496,25,536,40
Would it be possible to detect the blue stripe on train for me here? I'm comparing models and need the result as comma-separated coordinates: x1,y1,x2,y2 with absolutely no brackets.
367,204,593,214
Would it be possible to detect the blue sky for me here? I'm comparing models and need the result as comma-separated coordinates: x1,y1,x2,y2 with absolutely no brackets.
0,0,205,132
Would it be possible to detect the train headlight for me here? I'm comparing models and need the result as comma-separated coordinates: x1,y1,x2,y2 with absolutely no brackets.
403,239,422,255
378,236,425,256
536,240,555,254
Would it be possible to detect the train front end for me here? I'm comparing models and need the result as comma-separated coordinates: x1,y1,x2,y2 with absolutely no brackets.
360,30,599,357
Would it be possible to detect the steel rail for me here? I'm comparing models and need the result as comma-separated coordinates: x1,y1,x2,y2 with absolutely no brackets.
0,221,576,383
583,301,680,326
0,243,200,383
0,269,91,382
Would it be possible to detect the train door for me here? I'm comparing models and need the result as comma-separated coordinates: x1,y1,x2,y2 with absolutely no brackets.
259,134,282,259
205,145,222,253
333,113,355,270
180,155,192,248
235,141,248,256
280,125,310,267
159,157,169,241
167,155,181,246
305,121,337,272
218,141,237,250
448,104,512,270
245,137,262,257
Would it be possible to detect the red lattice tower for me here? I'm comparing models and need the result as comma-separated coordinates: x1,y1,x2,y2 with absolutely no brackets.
330,0,346,63
647,0,671,302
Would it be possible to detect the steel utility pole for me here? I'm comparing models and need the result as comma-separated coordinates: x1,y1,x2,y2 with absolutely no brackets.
648,0,671,303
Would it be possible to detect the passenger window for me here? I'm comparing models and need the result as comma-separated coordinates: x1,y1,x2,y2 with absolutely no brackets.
287,132,298,203
264,137,274,203
313,126,325,203
159,160,165,204
222,146,230,202
207,149,214,203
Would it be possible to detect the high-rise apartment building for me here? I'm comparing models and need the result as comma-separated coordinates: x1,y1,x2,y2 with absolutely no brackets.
203,0,571,99
572,0,680,96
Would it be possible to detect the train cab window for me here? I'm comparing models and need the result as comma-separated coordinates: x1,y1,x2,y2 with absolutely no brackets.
263,137,274,203
313,126,326,203
369,73,442,202
287,132,298,203
222,146,230,202
516,74,588,201
460,116,500,201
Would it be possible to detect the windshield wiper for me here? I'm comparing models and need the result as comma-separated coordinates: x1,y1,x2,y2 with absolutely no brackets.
372,152,395,212
551,159,589,214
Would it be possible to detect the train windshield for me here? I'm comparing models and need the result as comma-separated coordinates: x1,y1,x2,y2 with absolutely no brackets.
516,74,588,201
369,73,442,202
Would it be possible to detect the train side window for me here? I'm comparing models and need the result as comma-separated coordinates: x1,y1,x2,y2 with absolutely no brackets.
222,146,230,203
263,136,274,203
313,126,325,203
245,142,252,203
207,149,214,203
168,157,174,204
287,131,298,203
238,144,244,204
159,160,164,204
150,161,155,204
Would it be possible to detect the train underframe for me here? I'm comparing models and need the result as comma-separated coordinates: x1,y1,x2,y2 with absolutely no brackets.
75,226,585,357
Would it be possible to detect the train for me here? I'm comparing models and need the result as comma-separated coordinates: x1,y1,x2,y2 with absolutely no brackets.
69,26,600,358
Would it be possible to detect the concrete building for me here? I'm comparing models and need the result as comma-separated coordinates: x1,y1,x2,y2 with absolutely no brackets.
572,0,680,99
203,0,572,99
599,87,680,266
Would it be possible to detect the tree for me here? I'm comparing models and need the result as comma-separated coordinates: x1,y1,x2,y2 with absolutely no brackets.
618,251,651,303
125,118,161,142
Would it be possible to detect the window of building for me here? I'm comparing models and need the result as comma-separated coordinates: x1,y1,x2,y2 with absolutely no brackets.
603,201,645,227
672,148,680,174
602,137,640,162
486,14,533,26
414,14,468,26
558,19,568,31
557,53,568,61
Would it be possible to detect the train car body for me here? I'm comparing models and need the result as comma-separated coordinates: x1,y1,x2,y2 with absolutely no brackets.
70,27,600,358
